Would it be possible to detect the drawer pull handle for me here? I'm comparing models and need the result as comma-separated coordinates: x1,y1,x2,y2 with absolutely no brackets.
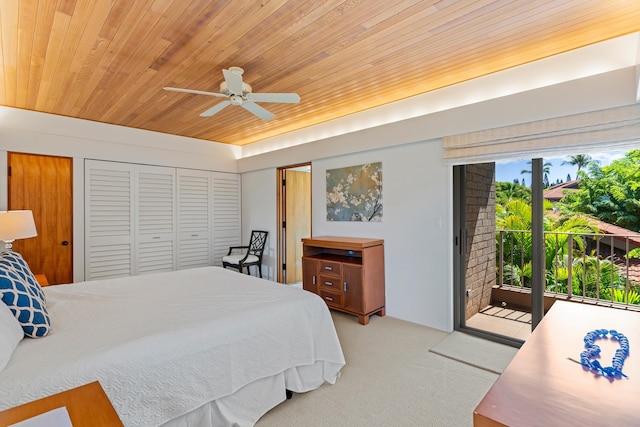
325,296,334,302
312,276,316,285
324,266,333,271
324,281,333,286
344,281,347,292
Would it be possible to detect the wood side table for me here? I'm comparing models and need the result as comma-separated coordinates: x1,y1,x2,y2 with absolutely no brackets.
474,301,640,426
34,274,49,287
0,381,123,426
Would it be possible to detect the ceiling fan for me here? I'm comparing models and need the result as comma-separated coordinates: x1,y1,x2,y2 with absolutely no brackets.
164,67,300,120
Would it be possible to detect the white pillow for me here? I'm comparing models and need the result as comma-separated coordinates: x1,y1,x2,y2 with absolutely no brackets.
0,300,24,371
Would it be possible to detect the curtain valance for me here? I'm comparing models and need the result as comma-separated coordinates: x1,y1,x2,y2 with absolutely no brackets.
443,104,640,164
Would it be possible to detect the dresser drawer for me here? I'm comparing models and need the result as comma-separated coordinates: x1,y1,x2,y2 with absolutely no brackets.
319,260,341,276
319,289,343,309
319,274,342,290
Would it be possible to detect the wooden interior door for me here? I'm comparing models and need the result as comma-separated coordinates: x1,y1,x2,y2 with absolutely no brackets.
8,153,73,285
285,169,311,283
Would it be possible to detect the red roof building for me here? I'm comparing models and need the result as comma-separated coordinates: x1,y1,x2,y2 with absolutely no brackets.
543,179,581,202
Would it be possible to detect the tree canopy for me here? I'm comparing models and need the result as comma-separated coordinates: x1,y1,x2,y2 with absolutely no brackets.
495,181,531,205
561,150,640,232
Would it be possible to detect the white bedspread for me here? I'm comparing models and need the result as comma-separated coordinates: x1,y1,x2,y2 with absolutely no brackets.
0,267,345,426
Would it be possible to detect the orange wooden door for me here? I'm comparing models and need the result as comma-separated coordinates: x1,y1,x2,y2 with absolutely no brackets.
8,153,73,285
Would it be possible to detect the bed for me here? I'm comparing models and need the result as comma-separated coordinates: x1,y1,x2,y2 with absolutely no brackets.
0,264,345,426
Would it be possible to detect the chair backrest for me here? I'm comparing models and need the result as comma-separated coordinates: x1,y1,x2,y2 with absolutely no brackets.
248,230,268,257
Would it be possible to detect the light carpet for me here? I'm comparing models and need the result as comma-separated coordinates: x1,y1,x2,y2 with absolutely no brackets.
429,331,518,374
256,311,517,427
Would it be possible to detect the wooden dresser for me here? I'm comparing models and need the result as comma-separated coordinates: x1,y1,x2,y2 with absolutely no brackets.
302,236,385,325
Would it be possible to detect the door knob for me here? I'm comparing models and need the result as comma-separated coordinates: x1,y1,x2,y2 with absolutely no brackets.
61,241,69,246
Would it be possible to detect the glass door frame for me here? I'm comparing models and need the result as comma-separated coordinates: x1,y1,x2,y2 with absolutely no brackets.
453,159,545,346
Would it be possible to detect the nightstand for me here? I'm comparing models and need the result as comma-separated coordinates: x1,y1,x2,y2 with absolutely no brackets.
34,274,49,287
0,381,123,426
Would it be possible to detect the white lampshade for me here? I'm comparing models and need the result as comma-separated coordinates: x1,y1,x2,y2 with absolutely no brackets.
0,211,38,249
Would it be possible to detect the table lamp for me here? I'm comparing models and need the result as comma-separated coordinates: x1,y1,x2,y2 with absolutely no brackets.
0,210,38,250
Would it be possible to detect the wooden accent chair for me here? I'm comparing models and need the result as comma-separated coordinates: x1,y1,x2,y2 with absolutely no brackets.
222,230,268,278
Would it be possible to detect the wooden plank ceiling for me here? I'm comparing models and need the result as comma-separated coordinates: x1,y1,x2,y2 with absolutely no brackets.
0,1,639,146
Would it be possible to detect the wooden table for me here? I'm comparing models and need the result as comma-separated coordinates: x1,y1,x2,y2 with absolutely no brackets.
474,301,640,427
0,381,123,426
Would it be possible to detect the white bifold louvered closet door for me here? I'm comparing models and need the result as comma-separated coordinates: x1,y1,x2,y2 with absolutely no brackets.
136,165,176,274
85,160,241,280
212,172,242,266
177,169,212,270
85,161,136,279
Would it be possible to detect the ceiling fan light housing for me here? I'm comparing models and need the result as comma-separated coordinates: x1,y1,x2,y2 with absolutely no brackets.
229,95,244,105
220,81,252,96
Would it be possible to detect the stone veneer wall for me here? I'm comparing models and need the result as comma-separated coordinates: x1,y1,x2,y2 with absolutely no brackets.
464,163,496,319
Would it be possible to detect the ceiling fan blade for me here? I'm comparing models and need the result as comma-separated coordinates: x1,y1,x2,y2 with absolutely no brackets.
249,93,300,103
200,100,231,117
222,69,244,95
242,101,275,120
164,87,226,97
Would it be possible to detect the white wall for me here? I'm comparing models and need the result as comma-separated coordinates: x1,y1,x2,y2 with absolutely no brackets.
238,67,638,172
0,107,239,281
0,107,240,171
312,141,452,330
237,66,639,332
240,141,452,330
241,169,278,281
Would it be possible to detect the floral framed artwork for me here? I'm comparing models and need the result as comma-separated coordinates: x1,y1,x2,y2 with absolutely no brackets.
326,162,382,222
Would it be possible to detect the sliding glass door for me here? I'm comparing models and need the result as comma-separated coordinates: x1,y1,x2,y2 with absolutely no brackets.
454,147,640,344
454,159,546,346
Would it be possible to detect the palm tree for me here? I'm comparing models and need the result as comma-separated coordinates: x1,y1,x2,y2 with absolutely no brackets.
496,198,599,289
520,161,552,188
496,199,640,305
520,160,552,176
561,154,599,173
495,181,531,205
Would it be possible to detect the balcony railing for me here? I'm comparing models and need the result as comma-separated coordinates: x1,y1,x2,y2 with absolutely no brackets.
497,230,640,308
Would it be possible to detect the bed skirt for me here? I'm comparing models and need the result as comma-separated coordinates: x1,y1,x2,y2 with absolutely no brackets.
162,360,341,427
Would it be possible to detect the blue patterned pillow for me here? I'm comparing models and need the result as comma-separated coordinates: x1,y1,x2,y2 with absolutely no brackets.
0,251,45,301
0,251,50,338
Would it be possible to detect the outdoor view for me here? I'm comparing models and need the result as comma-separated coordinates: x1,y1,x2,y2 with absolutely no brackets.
494,149,640,307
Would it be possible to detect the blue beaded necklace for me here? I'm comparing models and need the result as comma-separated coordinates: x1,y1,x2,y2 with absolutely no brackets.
579,329,629,379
